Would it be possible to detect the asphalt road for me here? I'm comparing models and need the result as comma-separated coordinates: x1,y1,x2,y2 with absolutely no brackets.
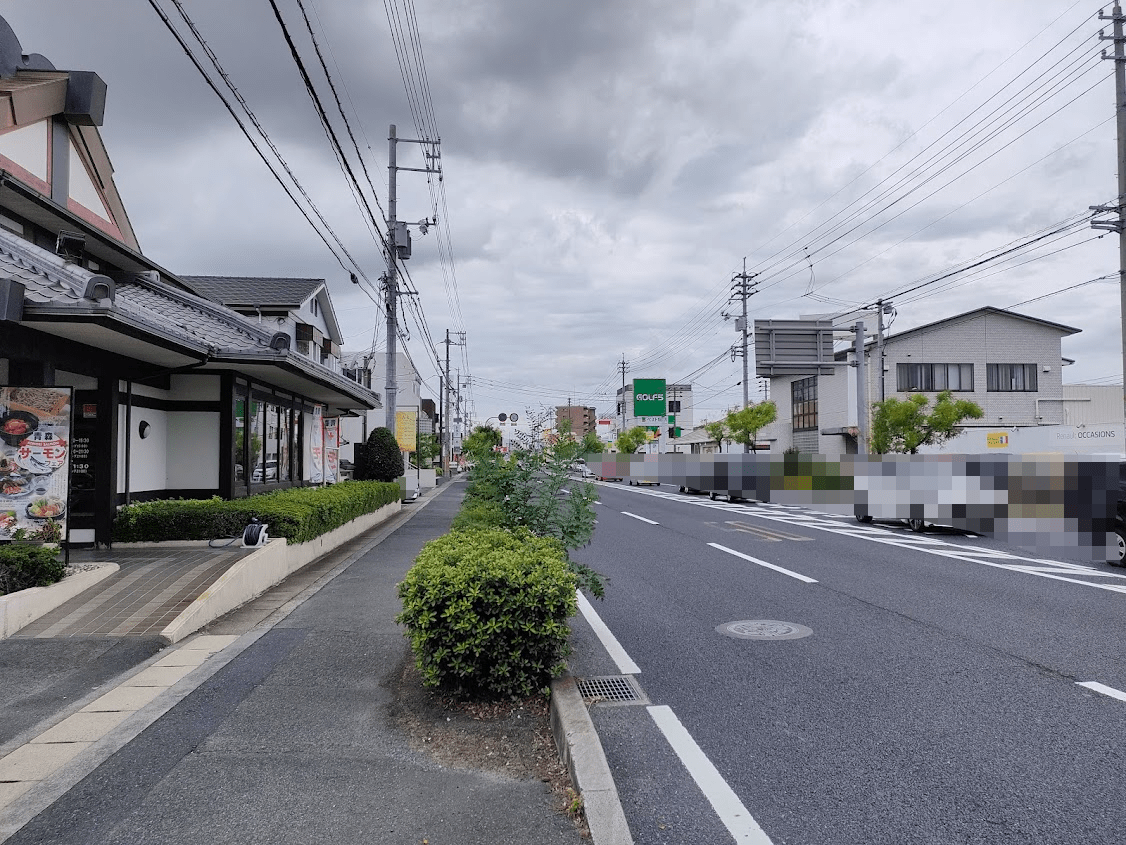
567,481,1126,845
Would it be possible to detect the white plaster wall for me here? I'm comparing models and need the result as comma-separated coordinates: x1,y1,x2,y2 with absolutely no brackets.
126,407,168,493
167,412,220,489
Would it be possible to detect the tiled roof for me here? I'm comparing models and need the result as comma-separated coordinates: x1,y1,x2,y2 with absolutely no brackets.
0,229,270,352
181,275,323,308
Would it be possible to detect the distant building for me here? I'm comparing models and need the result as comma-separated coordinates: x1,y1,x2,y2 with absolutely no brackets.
614,382,694,451
555,405,596,436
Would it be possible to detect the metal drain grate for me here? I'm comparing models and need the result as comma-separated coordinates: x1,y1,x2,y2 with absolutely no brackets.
577,675,647,705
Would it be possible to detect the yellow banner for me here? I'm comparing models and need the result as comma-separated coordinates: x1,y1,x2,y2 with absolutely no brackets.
395,408,418,452
986,431,1010,449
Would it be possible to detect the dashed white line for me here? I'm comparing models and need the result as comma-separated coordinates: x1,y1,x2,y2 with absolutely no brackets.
707,543,818,584
575,591,642,675
622,511,659,525
648,705,773,844
1076,681,1126,703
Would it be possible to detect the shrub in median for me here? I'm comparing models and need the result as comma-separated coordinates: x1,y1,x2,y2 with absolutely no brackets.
112,481,401,544
396,528,577,699
0,544,65,596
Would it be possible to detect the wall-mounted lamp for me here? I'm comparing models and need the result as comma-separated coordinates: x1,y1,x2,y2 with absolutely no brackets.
138,420,151,439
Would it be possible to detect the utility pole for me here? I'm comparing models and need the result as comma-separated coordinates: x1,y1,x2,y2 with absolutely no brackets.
854,322,868,450
729,258,758,409
384,123,440,439
441,329,465,473
617,355,630,435
1095,6,1126,429
876,299,890,403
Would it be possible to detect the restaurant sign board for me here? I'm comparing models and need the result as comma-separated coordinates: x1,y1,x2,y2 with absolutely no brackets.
0,386,72,542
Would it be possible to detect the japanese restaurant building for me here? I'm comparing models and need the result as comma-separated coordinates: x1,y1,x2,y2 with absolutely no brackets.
0,16,381,546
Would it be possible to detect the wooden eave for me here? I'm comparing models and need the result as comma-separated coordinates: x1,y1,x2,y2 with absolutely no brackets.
0,71,68,129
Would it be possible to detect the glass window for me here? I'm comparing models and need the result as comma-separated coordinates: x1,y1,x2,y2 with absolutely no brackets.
250,400,266,482
233,389,247,484
896,363,973,392
278,407,291,482
791,376,818,432
987,363,1038,392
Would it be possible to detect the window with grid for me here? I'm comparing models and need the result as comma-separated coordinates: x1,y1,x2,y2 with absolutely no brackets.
791,376,818,432
896,363,974,392
986,363,1038,392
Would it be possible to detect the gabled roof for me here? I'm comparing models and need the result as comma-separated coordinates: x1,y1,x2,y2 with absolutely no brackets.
181,276,324,309
884,306,1080,344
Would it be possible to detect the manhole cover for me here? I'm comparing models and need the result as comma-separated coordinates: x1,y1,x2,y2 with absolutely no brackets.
716,620,813,640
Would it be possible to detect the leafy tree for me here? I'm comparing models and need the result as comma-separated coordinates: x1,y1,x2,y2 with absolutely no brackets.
463,425,502,458
704,420,730,452
870,390,984,454
725,402,778,453
580,431,604,455
359,427,404,481
615,426,649,455
412,432,440,467
463,411,607,597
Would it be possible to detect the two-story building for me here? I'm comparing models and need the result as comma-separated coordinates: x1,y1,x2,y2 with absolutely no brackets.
761,307,1084,455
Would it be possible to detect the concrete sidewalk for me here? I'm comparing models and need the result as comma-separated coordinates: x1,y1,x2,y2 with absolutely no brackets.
0,482,595,844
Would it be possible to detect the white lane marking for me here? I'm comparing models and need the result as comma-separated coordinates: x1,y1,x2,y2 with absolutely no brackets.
575,591,642,675
708,543,818,584
622,511,659,525
648,705,773,844
620,486,1126,594
1077,681,1126,703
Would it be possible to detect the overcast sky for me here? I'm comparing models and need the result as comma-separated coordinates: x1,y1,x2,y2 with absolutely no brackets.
4,1,1122,427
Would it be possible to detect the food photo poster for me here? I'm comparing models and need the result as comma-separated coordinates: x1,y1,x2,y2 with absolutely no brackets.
0,386,70,542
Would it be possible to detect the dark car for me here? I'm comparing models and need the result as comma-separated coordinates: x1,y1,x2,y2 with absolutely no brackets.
1112,462,1126,566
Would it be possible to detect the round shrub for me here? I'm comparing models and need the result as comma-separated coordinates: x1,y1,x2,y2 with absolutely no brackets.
0,544,65,596
396,528,577,699
361,427,404,483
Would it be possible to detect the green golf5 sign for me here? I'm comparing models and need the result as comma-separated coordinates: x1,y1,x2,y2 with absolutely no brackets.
633,378,667,418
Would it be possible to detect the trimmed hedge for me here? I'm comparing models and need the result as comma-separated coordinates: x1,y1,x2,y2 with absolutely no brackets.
449,500,508,532
396,527,577,699
0,544,65,596
112,481,402,544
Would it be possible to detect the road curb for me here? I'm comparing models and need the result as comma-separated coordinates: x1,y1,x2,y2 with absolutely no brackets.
0,563,118,639
550,672,634,845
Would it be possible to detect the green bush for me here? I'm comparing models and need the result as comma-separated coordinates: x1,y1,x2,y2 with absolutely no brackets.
450,500,508,532
112,481,401,544
359,427,403,483
396,528,577,699
0,544,65,596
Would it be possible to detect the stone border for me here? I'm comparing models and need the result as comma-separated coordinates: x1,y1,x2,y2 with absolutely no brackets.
550,672,634,845
0,563,119,639
160,501,401,644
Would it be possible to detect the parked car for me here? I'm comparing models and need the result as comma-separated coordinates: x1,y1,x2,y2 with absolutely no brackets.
1111,462,1126,566
251,460,278,483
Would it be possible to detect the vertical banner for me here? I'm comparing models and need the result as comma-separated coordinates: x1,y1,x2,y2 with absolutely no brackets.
308,405,324,483
323,417,339,483
0,387,72,543
395,407,419,453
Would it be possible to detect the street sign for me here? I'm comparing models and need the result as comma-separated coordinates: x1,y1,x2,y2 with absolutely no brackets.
753,320,840,376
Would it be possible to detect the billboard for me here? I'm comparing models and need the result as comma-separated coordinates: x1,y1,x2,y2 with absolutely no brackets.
395,407,418,452
753,319,838,377
0,386,72,543
633,379,667,419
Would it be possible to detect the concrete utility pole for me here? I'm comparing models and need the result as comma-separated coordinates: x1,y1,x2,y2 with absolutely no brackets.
1095,6,1126,429
441,329,465,473
730,258,758,409
384,123,440,437
854,322,868,449
617,355,629,434
876,299,891,403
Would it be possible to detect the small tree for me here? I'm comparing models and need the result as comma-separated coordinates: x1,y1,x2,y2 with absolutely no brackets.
704,420,730,453
360,427,404,481
725,402,778,453
413,432,440,467
463,425,502,458
615,426,649,455
580,431,604,455
870,390,984,454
